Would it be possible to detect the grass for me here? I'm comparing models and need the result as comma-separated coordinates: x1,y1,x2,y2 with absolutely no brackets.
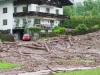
53,68,100,75
0,61,21,70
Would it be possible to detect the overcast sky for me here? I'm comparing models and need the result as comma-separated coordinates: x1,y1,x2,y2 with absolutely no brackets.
74,0,84,3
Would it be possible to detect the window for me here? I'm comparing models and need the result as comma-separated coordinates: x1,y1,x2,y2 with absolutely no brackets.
3,8,7,13
3,19,7,25
23,19,26,24
14,7,17,13
46,8,50,13
56,9,59,14
50,20,54,26
23,7,27,12
34,19,40,24
36,6,40,12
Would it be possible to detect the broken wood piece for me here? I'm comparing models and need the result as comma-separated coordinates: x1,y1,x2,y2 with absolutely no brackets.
68,36,73,46
22,45,45,50
44,41,51,53
32,42,42,47
2,42,17,44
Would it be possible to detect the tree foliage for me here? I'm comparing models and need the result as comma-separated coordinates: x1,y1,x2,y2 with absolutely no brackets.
62,16,100,29
63,0,100,16
63,0,100,29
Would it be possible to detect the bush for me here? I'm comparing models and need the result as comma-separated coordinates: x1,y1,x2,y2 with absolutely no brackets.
70,29,77,35
0,32,2,38
53,26,66,35
75,24,88,34
62,16,100,29
53,30,60,35
28,28,46,33
59,27,66,35
53,26,60,30
1,34,14,42
92,25,99,29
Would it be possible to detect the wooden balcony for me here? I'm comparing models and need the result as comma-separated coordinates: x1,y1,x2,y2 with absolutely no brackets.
13,11,70,20
13,0,73,7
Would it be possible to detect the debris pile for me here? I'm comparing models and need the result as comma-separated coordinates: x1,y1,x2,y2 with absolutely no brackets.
0,31,100,75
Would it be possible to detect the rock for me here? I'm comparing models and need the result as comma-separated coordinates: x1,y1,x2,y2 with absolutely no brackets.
18,70,52,75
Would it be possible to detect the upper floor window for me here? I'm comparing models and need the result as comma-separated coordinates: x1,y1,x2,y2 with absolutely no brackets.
3,8,7,13
14,7,17,13
3,19,7,25
46,8,50,13
36,6,40,12
23,7,27,12
56,9,59,14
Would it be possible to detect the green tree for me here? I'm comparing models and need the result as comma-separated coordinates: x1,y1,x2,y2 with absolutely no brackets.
75,2,84,16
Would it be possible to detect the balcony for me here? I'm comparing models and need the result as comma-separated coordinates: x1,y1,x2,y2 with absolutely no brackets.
13,11,70,20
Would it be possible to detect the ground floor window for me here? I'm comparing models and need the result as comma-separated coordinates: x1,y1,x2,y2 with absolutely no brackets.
3,19,7,25
34,19,40,25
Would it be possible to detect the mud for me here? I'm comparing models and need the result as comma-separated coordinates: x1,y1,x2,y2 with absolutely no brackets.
0,31,100,75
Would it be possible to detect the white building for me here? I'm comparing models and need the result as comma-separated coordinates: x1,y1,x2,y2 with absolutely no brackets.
0,0,73,39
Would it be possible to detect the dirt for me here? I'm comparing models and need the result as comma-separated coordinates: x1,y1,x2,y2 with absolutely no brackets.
0,31,100,75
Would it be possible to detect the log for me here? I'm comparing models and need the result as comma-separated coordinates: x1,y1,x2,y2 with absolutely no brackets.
68,36,73,46
22,45,46,50
44,41,51,53
32,42,42,47
2,42,17,44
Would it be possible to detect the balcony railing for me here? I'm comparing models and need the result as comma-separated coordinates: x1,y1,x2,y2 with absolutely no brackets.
13,11,70,20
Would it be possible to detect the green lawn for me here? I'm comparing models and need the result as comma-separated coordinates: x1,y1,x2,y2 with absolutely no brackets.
53,68,100,75
0,61,21,70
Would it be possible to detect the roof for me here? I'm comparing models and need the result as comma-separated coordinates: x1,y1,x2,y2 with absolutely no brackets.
0,0,16,2
14,0,73,7
0,0,73,7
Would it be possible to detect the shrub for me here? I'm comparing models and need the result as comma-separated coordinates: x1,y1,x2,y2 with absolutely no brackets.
70,29,77,35
53,30,60,35
59,27,66,35
53,26,60,30
1,34,14,42
62,16,100,29
92,25,99,29
28,28,45,33
75,24,88,34
0,32,2,38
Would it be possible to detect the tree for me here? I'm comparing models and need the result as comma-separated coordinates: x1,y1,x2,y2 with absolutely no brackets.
75,2,84,16
63,6,76,16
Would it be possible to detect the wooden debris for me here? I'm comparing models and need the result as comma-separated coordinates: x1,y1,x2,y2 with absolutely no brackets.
32,42,42,47
22,45,45,50
68,36,73,46
44,41,51,53
2,42,17,44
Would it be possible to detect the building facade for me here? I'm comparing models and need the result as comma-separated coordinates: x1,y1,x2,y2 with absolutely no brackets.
0,0,73,39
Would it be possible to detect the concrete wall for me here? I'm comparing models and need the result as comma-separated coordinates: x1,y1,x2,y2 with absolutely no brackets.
15,4,63,15
16,4,26,12
0,1,13,32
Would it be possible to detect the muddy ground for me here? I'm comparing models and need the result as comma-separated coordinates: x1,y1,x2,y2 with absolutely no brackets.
0,31,100,75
